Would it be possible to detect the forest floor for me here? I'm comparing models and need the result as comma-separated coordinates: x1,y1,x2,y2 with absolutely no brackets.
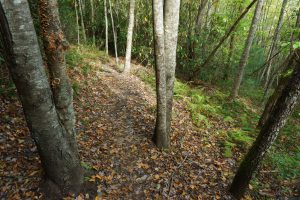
0,46,299,199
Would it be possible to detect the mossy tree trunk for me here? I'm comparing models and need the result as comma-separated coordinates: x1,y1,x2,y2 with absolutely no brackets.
0,0,83,194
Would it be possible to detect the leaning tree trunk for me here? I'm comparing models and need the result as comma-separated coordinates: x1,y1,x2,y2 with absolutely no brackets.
229,48,300,199
0,0,83,194
123,0,136,74
261,0,287,88
189,0,258,80
152,0,180,149
230,0,265,99
108,0,119,65
257,8,300,128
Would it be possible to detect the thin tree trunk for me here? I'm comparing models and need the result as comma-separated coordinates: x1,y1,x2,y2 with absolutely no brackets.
90,0,95,46
0,0,83,194
108,0,119,65
75,0,80,45
78,0,87,42
224,34,235,80
257,10,300,128
262,0,288,88
152,0,167,148
189,0,258,80
229,48,300,199
195,0,209,36
123,0,136,73
230,0,265,99
104,0,108,54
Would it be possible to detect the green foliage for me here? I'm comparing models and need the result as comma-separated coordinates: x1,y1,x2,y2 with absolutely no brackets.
82,64,92,76
65,47,84,68
81,161,92,170
72,82,80,96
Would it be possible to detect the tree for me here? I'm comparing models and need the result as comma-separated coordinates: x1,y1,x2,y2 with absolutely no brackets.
90,0,95,46
229,48,300,199
78,0,87,42
230,0,265,99
195,0,209,36
0,0,83,195
39,0,76,137
257,9,300,128
103,0,108,54
152,0,181,149
108,0,119,65
189,0,258,80
260,0,288,88
75,0,80,45
123,0,136,74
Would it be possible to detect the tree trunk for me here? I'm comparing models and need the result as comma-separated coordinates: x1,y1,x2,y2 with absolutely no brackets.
108,0,119,65
75,0,80,45
261,0,287,88
123,0,136,74
0,0,83,194
229,48,300,199
165,0,180,138
189,0,258,80
90,0,95,46
195,0,208,36
39,0,76,138
104,0,109,54
224,34,235,80
152,0,180,149
257,8,300,128
230,0,265,99
152,0,168,149
78,0,87,42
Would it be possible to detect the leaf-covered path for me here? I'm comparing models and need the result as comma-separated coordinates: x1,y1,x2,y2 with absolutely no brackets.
74,59,235,199
1,52,237,199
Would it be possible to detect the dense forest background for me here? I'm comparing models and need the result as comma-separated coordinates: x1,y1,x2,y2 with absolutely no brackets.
0,0,300,199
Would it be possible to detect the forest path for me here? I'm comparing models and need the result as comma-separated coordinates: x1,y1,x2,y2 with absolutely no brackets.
0,53,234,199
73,57,234,199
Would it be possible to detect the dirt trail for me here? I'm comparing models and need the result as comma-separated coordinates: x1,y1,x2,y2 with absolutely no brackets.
74,60,234,199
0,57,235,199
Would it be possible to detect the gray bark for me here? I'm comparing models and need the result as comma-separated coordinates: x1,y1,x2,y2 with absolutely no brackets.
90,0,95,46
152,0,180,149
104,0,108,54
229,47,300,199
153,0,167,148
123,0,135,73
109,0,119,65
261,0,288,87
195,0,208,36
78,0,87,42
75,0,80,45
0,0,83,194
230,0,265,99
165,0,180,138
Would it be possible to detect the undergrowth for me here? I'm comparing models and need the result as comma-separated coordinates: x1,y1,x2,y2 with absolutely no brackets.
135,66,300,193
